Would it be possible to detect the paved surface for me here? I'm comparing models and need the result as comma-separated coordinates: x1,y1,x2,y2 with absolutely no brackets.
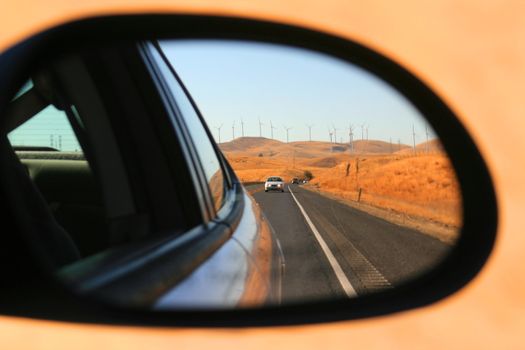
252,184,451,302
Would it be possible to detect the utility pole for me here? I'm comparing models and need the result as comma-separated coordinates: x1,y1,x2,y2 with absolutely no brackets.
270,120,277,140
258,117,264,138
240,118,245,137
306,124,314,142
284,125,292,143
412,124,417,154
215,124,223,143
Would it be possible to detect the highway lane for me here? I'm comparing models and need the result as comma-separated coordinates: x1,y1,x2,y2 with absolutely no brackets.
251,184,451,300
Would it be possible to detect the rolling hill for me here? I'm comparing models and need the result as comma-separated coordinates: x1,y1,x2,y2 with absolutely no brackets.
219,136,431,157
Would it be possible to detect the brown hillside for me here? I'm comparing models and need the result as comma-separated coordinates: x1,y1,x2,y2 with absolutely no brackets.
351,140,412,154
220,137,419,157
219,137,283,152
307,156,340,168
395,138,444,155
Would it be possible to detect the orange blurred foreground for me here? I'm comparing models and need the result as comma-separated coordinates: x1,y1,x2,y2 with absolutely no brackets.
2,1,525,349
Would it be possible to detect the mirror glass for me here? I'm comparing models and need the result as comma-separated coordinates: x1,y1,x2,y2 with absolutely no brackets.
5,39,462,310
160,40,461,302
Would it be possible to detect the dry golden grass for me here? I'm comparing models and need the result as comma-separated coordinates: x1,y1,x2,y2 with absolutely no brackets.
308,154,461,228
221,137,462,240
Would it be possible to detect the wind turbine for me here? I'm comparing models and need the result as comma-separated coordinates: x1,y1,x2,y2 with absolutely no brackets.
332,124,339,144
327,126,333,143
270,120,277,140
348,124,354,152
240,118,245,137
412,124,417,154
363,124,370,154
283,125,292,143
306,124,314,142
215,124,223,144
231,121,236,141
425,124,430,153
258,117,264,138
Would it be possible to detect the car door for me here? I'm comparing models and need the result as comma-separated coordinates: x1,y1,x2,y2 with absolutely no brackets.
141,42,282,307
25,41,283,308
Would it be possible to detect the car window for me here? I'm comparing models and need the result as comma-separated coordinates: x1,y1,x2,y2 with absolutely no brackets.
5,81,116,259
8,90,81,152
151,43,226,213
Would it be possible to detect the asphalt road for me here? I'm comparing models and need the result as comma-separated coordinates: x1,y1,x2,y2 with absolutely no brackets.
252,184,451,302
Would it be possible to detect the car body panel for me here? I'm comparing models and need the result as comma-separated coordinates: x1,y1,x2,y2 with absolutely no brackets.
154,191,281,309
0,1,524,349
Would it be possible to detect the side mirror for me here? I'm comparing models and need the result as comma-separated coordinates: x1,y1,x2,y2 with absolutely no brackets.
0,15,497,326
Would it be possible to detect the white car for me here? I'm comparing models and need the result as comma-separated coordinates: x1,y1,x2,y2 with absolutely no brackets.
265,176,285,192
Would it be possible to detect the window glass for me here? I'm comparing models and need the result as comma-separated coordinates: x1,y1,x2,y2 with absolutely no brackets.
151,44,225,212
8,100,81,152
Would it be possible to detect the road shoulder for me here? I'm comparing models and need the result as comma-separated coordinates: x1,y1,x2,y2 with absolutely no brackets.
301,185,457,245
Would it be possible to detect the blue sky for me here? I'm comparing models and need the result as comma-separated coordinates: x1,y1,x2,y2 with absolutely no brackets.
161,40,434,145
8,41,434,151
8,105,81,151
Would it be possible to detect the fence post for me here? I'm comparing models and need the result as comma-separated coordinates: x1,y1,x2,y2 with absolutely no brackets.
357,188,362,202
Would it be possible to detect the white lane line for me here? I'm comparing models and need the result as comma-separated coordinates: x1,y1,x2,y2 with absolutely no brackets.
288,186,358,298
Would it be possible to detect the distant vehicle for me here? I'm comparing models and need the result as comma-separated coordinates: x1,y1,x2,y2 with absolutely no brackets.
265,176,285,192
291,178,299,184
302,179,308,184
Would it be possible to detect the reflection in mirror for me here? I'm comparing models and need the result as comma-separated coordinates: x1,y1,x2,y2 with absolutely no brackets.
4,39,462,311
160,40,461,302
